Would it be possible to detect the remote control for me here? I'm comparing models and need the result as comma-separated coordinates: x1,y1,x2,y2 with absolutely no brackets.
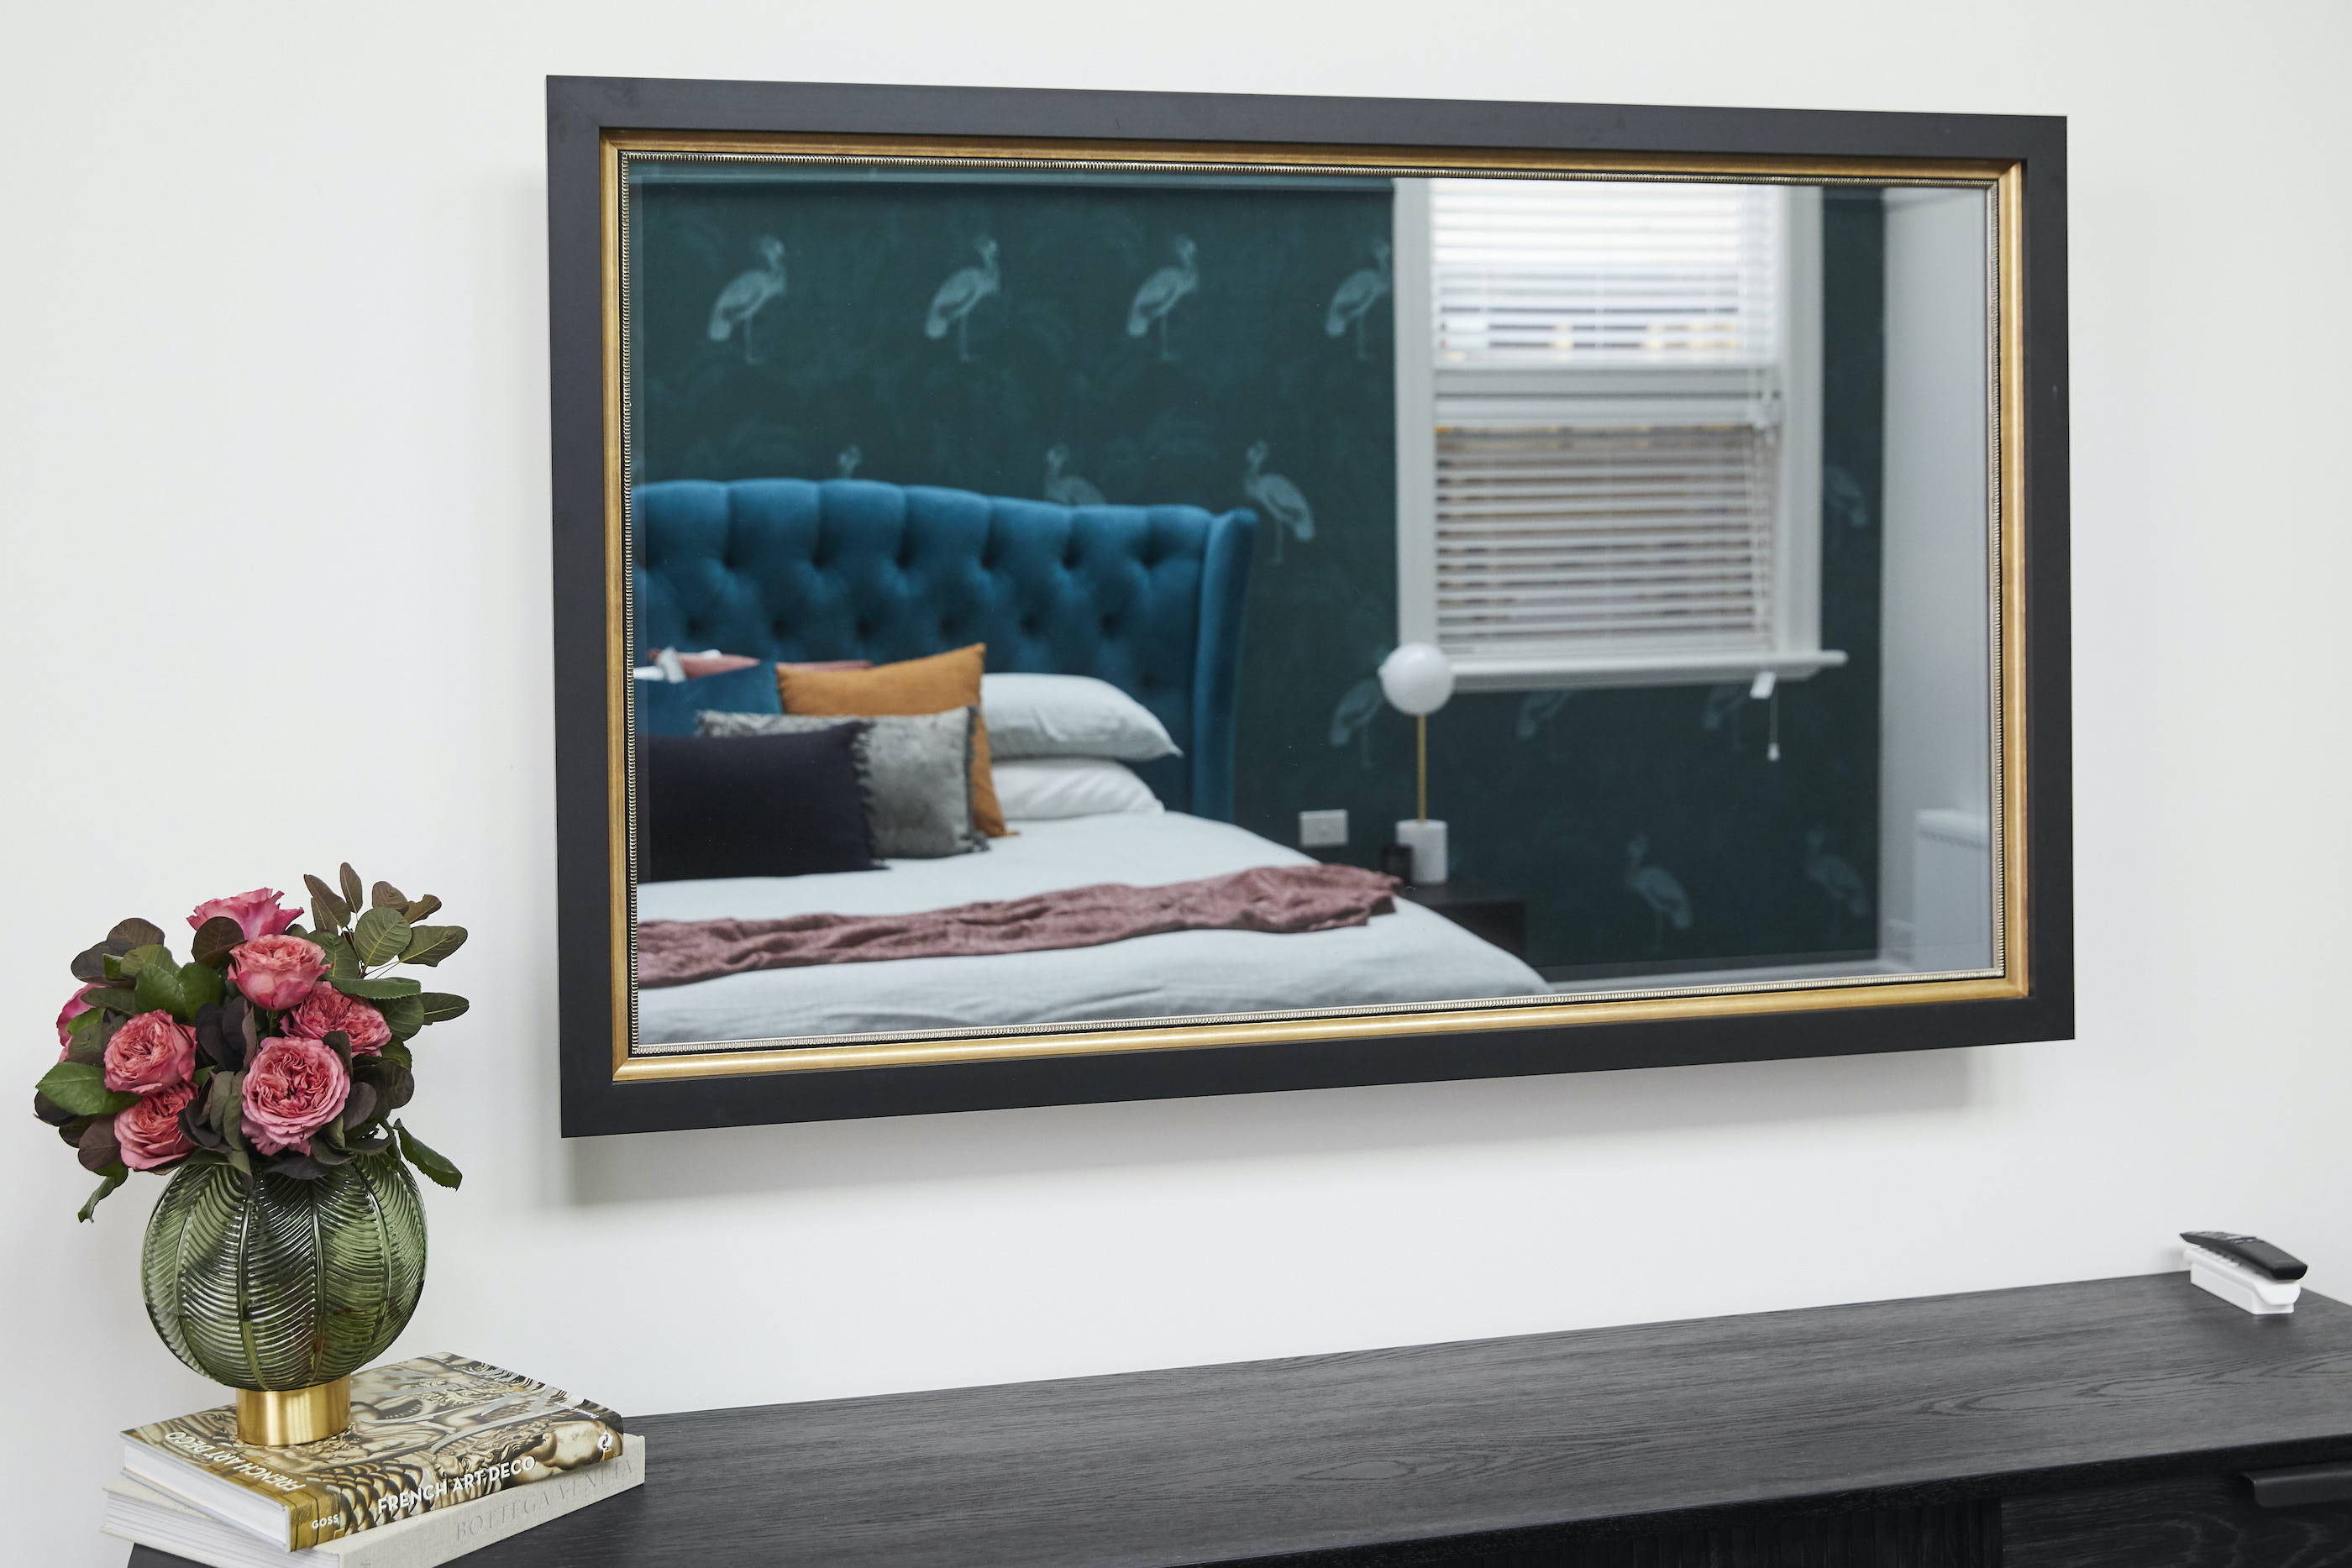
2181,1232,2308,1282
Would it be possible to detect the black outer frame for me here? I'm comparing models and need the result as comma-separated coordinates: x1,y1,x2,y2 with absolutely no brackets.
549,76,2072,1140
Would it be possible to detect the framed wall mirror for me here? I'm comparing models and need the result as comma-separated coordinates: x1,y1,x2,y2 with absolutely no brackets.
549,78,2071,1137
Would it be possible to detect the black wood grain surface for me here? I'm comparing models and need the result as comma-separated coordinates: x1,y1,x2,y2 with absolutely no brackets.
128,1277,2352,1568
2005,1473,2352,1568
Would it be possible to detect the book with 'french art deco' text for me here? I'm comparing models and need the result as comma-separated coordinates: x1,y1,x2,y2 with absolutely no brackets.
122,1352,625,1551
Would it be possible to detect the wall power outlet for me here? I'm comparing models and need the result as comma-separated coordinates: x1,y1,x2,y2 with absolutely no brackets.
1299,809,1349,848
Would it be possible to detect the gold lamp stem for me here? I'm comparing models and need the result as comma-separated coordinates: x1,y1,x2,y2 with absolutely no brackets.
1416,713,1428,824
237,1377,352,1446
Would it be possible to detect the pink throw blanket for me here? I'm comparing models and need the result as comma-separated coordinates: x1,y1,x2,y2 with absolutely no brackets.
637,863,1400,989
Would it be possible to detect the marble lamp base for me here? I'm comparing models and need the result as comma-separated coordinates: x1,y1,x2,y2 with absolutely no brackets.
1394,819,1449,885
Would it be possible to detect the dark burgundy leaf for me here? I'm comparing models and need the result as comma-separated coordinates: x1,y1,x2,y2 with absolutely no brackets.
77,1117,122,1174
190,916,244,968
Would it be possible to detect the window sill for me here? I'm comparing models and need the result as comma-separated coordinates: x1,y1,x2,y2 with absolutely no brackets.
1449,648,1848,694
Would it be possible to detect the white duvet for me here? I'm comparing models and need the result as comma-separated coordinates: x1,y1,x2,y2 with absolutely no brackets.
633,812,1548,1049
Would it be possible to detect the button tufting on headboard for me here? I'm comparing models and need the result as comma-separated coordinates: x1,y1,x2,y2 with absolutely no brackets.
630,477,1257,819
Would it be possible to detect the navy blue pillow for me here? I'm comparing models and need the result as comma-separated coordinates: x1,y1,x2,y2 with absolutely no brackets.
633,663,782,737
638,726,879,883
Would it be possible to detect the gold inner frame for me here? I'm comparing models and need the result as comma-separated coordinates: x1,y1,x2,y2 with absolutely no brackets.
598,130,2030,1085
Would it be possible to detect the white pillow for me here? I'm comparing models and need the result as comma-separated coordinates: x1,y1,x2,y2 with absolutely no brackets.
990,758,1164,820
982,673,1179,762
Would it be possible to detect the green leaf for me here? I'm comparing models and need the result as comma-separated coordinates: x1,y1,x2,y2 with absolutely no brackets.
178,961,223,1014
417,992,470,1025
335,974,422,1001
338,862,364,910
71,942,113,983
64,1033,105,1068
376,994,425,1039
392,1120,462,1189
303,873,351,933
119,943,173,978
350,906,412,966
78,985,139,1015
37,1061,139,1118
370,880,407,910
134,959,221,1021
77,1167,127,1223
400,925,467,968
311,931,360,983
108,917,165,949
63,1007,108,1065
189,916,244,968
203,1069,244,1139
404,894,443,923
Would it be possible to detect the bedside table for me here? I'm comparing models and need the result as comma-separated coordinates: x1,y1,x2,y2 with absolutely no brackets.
1397,883,1527,960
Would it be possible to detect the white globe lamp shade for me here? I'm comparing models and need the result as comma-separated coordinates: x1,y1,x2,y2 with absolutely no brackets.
1378,642,1455,716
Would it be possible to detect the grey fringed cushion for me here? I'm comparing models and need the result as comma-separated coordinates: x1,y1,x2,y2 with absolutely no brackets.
698,707,984,858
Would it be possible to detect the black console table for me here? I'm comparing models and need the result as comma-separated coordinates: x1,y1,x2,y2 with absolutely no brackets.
129,1275,2352,1566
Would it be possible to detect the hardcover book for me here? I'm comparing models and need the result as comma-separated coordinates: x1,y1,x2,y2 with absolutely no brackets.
123,1353,625,1551
100,1441,646,1568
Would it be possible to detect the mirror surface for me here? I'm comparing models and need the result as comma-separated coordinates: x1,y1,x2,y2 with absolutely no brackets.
616,158,1998,1053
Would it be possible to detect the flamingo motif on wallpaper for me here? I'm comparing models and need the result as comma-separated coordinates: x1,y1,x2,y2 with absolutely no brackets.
1043,445,1105,506
1515,689,1575,742
1126,236,1199,362
925,238,1000,362
1625,835,1694,954
706,237,787,364
1242,441,1314,564
1325,241,1393,360
1824,464,1872,530
1804,828,1872,920
837,446,863,479
1327,674,1384,765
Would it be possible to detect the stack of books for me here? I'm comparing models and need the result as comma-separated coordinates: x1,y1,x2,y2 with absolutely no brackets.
100,1353,643,1568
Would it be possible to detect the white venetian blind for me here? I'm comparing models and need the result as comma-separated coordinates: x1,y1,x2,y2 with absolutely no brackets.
1425,179,1787,663
1434,423,1779,653
1432,179,1782,365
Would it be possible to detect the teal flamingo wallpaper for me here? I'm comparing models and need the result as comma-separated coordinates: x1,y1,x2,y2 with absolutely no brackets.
627,170,1886,978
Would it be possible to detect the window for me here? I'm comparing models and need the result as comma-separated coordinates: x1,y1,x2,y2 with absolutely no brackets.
1394,178,1840,691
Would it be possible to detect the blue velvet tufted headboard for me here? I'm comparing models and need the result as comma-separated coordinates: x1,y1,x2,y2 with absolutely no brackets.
631,478,1258,820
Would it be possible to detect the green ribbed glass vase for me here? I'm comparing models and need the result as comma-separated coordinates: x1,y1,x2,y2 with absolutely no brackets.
141,1148,427,1392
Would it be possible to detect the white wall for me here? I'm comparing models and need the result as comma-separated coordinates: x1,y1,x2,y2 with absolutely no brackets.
7,4,2350,1564
1878,187,1995,968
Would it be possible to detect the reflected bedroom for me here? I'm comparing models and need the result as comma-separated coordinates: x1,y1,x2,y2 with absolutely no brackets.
615,160,2001,1052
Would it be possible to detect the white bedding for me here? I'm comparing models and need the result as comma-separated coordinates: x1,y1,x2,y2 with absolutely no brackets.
634,812,1549,1048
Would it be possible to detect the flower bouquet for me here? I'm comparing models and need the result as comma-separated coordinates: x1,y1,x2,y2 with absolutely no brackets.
31,868,469,1434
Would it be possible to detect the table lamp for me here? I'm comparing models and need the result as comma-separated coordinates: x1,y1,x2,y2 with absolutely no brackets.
1378,642,1455,884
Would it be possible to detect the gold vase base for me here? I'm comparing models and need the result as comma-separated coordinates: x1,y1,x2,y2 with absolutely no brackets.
236,1377,352,1446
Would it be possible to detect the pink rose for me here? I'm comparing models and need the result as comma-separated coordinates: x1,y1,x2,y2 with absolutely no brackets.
230,935,330,1011
103,1010,197,1093
241,1036,350,1155
282,989,391,1056
188,887,302,941
115,1081,197,1171
56,981,101,1057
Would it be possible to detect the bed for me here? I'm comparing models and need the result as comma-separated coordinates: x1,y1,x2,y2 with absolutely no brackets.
630,476,1548,1046
636,811,1549,1046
